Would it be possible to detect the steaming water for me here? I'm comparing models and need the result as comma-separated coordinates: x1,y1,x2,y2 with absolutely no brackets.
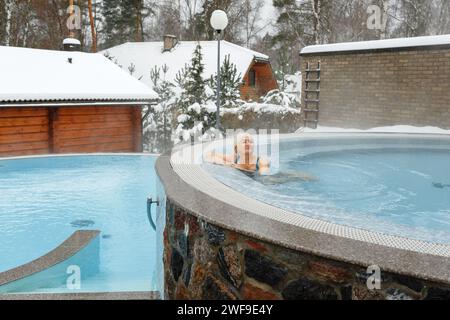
203,137,450,245
0,155,156,293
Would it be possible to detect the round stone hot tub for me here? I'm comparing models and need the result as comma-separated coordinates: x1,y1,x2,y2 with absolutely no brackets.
156,133,450,300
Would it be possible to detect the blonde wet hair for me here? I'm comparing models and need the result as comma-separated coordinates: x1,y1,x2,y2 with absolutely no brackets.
234,132,256,161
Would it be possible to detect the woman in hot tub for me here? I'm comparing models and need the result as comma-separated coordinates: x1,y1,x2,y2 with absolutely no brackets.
206,132,270,176
205,133,317,182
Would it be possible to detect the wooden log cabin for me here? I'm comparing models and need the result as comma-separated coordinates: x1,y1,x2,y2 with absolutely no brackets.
103,36,279,102
0,42,157,157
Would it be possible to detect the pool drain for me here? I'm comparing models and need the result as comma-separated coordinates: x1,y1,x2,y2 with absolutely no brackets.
433,182,450,189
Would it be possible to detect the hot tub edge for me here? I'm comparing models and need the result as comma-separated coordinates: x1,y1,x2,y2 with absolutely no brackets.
156,153,450,300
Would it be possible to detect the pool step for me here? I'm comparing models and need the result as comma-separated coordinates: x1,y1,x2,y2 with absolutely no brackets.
0,230,100,289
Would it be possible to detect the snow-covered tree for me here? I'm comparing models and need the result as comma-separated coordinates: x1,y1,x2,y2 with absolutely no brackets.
260,89,300,109
143,64,175,153
175,44,219,141
274,48,292,91
174,63,190,90
185,44,206,104
208,54,243,108
177,44,207,111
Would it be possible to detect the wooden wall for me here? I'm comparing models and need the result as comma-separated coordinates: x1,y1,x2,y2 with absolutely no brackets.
0,108,50,157
0,106,143,157
240,61,278,101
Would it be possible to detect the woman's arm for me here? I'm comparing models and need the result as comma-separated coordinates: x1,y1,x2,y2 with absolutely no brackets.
205,150,234,165
258,157,271,175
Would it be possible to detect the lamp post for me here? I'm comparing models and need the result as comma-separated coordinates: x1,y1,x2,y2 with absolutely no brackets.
210,10,228,131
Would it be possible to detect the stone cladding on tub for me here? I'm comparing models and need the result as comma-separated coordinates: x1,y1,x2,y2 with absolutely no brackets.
163,200,450,300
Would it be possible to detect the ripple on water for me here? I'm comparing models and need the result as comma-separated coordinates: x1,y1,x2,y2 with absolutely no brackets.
203,141,450,246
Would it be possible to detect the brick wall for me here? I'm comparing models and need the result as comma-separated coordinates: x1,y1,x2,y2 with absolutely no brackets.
301,47,450,129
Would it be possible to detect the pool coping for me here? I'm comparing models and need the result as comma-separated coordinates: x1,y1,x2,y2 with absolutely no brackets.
0,291,160,300
157,132,450,285
0,230,100,287
0,152,159,161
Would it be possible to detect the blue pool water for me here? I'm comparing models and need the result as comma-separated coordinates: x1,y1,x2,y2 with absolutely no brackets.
203,137,450,245
0,155,157,293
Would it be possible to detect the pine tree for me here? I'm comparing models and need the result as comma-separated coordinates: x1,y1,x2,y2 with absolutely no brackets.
209,54,242,108
101,0,153,48
174,63,190,89
144,64,175,153
176,44,217,137
178,44,206,111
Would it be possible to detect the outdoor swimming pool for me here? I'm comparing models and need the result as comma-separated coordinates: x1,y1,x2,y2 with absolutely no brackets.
202,135,450,246
0,155,157,294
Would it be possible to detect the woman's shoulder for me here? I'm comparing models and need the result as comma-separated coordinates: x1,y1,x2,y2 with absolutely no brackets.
257,156,270,166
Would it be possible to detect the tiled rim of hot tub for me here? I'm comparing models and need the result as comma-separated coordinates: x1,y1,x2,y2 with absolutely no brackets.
157,132,450,285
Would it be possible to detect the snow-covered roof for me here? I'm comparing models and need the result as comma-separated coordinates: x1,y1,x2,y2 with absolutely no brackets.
101,41,270,90
0,45,158,106
301,34,450,55
63,38,81,45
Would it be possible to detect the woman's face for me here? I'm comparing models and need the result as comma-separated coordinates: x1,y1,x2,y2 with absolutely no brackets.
237,134,254,156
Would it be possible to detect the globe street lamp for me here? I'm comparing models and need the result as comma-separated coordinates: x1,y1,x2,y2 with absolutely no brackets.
210,10,228,131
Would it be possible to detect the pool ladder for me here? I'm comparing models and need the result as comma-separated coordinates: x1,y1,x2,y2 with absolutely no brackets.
303,61,321,129
147,196,159,231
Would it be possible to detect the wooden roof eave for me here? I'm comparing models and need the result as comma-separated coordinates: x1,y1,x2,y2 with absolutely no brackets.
0,99,158,108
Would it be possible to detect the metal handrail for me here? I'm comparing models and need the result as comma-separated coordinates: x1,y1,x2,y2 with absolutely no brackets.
147,196,159,231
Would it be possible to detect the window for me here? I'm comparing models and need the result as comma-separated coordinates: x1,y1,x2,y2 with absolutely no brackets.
248,69,256,87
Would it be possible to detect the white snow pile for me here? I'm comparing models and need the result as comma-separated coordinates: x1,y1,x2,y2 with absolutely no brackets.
188,101,217,114
260,89,300,109
225,102,300,116
174,121,223,145
177,114,190,123
298,125,450,135
0,45,157,103
301,34,450,55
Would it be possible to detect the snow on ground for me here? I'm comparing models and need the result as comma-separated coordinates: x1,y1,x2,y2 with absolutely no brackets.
298,125,450,135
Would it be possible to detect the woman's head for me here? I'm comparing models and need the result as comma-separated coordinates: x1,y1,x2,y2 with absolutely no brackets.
235,132,254,156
